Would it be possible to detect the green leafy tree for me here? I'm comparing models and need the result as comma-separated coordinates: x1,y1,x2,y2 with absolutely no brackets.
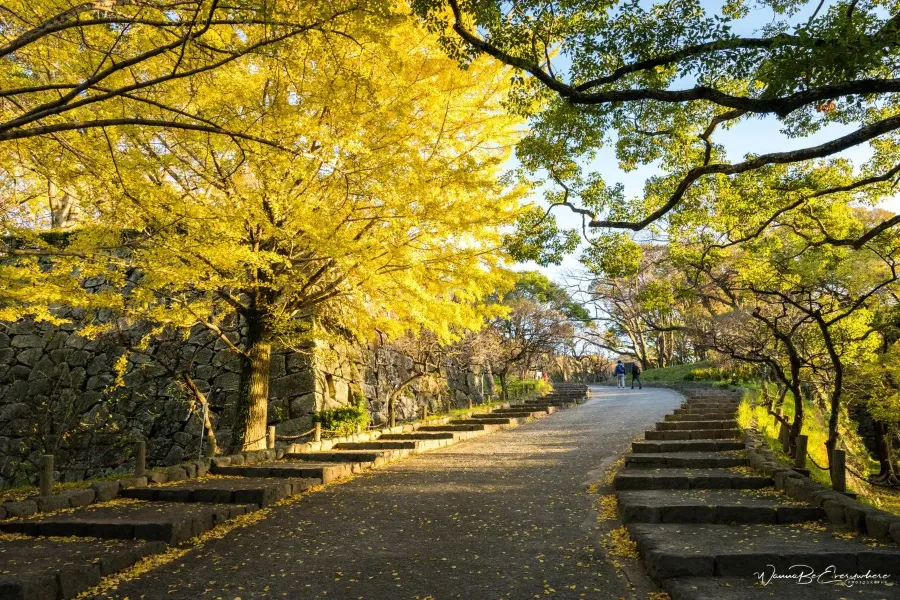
415,0,900,255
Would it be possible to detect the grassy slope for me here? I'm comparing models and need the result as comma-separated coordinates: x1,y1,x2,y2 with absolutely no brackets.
639,361,717,382
737,388,900,515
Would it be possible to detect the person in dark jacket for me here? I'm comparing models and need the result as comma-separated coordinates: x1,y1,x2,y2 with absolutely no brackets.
614,360,626,388
631,363,642,389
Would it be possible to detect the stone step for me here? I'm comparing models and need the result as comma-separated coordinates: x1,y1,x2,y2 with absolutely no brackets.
449,418,518,426
351,439,451,451
0,500,253,545
333,441,420,450
632,439,746,453
645,429,742,441
661,576,897,599
212,461,355,484
0,536,165,600
672,404,737,414
486,410,544,418
122,477,319,507
628,522,900,580
681,398,740,403
284,449,410,465
614,468,772,490
465,413,522,420
528,395,581,401
665,413,739,422
379,432,456,440
656,420,737,431
504,405,556,414
617,489,824,524
673,409,737,417
626,452,748,469
418,424,489,432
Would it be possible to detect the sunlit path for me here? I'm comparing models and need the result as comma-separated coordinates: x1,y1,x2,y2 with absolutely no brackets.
98,387,681,599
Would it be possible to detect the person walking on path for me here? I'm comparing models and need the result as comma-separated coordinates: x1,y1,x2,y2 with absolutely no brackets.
631,363,642,389
614,360,626,388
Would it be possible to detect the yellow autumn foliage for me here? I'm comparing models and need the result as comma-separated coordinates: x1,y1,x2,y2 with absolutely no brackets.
2,11,528,449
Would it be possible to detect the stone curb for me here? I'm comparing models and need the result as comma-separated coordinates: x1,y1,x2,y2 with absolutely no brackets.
743,427,900,545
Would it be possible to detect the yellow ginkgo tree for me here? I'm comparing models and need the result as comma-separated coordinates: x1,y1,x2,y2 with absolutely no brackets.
4,18,526,451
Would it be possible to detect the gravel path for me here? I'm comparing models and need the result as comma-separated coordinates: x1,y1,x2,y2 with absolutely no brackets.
99,387,682,600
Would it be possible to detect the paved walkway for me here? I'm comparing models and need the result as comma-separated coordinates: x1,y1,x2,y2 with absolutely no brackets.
98,387,682,599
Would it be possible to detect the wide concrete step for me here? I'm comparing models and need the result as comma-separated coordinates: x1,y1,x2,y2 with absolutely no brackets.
632,439,745,453
662,576,897,600
0,537,165,600
656,420,737,431
665,414,739,422
213,461,356,483
418,424,488,432
618,489,824,524
379,432,455,440
0,500,253,544
614,468,772,490
628,523,900,579
626,451,748,469
449,418,517,425
645,429,741,441
122,477,319,507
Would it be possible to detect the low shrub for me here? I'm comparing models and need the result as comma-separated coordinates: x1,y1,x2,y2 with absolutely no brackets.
312,394,370,437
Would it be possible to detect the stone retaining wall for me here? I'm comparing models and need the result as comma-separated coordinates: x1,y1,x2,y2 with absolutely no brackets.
0,316,493,489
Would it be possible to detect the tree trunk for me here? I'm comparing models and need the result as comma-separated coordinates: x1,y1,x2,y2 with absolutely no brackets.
182,374,218,455
48,181,79,228
388,373,423,427
873,420,895,479
499,370,509,402
231,312,271,452
785,353,805,450
817,317,843,480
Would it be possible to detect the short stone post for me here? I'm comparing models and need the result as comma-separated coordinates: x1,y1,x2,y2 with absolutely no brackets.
134,441,146,477
793,435,808,470
39,455,54,497
267,426,276,449
314,422,322,442
832,449,847,493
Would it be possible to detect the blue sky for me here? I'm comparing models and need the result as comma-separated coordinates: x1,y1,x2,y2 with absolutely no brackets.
510,0,895,279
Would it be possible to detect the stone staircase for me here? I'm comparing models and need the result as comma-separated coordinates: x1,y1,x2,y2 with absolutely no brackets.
615,388,900,598
0,384,589,598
